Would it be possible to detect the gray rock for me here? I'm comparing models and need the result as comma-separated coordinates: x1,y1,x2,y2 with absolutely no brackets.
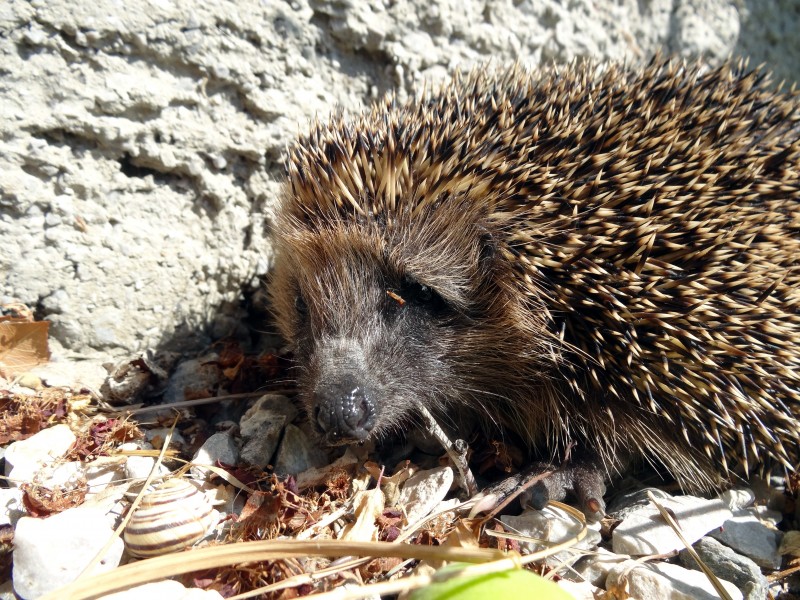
611,490,732,556
13,506,125,599
272,424,328,476
190,431,240,479
709,508,782,569
679,536,768,600
606,560,742,600
239,394,297,469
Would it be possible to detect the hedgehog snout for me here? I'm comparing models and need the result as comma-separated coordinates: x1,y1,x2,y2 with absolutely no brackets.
313,373,377,444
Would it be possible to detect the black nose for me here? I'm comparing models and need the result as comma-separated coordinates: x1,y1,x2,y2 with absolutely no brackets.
313,377,376,444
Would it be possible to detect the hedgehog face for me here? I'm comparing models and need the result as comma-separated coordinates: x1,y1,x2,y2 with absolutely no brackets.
269,199,523,446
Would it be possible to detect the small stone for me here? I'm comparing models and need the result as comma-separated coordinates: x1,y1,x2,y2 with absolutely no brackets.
501,505,601,568
679,536,767,600
190,431,240,479
15,373,43,390
239,395,297,469
606,560,742,600
34,460,85,490
709,509,782,569
13,506,125,598
124,455,158,481
101,354,164,405
611,490,732,555
162,356,222,404
272,424,328,475
118,441,168,482
397,467,454,525
4,424,77,483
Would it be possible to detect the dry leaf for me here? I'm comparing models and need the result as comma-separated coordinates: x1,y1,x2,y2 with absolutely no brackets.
22,480,88,516
0,319,50,378
340,487,385,542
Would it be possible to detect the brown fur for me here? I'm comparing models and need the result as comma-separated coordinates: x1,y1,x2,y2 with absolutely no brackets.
270,57,800,490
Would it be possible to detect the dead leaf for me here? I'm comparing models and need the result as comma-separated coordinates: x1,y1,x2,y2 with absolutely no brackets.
22,480,88,516
0,319,50,378
340,487,385,542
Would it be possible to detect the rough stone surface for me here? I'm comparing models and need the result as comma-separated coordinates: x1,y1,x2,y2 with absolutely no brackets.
606,560,742,600
1,1,798,361
12,506,125,599
719,488,757,511
709,508,783,569
397,466,454,526
239,394,298,468
556,580,601,600
679,536,768,600
273,423,328,476
610,491,732,556
27,358,108,394
190,430,240,479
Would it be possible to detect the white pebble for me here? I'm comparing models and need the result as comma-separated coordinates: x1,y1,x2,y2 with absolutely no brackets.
606,560,742,600
397,466,453,525
4,424,77,484
102,580,224,599
13,506,124,598
612,493,732,556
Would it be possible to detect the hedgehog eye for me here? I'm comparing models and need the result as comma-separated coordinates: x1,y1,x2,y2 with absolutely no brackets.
295,293,308,316
399,276,448,314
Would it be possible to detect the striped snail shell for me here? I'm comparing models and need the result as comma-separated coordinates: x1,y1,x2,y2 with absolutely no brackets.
123,479,215,557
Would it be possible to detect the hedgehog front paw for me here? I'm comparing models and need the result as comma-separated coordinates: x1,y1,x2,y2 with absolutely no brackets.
521,462,606,523
473,461,607,523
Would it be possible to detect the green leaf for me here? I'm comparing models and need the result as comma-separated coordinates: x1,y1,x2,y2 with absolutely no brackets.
410,563,574,600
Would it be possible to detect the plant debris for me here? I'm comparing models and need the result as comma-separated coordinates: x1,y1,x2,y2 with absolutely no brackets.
0,304,50,379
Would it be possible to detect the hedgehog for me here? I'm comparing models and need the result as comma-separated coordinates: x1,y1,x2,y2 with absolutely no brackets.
269,56,800,515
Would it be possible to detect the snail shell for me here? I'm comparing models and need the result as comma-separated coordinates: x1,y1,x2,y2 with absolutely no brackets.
123,479,214,557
